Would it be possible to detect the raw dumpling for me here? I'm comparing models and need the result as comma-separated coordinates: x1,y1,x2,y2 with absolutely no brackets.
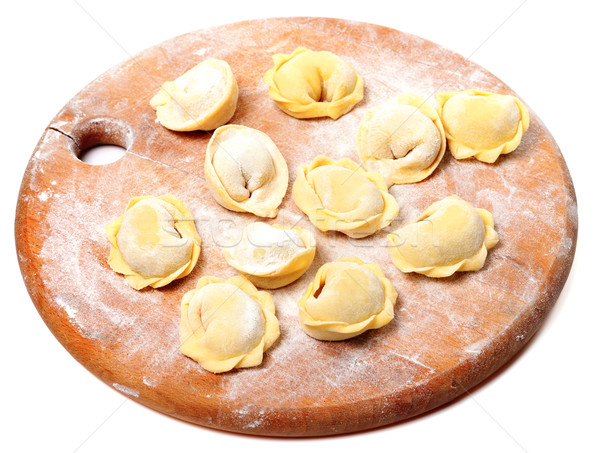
105,195,201,290
221,222,316,289
298,257,397,341
180,275,279,373
436,90,529,163
356,93,446,185
205,125,288,218
263,47,363,120
292,156,399,238
387,195,499,277
150,59,238,131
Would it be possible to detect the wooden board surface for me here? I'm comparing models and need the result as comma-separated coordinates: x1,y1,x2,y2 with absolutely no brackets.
15,17,577,437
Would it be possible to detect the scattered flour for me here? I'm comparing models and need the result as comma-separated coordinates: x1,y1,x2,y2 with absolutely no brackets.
143,376,158,387
19,17,577,428
224,222,305,274
54,296,78,320
113,383,140,398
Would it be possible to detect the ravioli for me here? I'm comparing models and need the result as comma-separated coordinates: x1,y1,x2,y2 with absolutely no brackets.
436,90,529,163
179,275,280,373
292,156,399,238
298,257,397,341
205,125,288,218
387,195,499,277
263,47,363,119
222,222,316,289
105,195,201,290
150,58,238,131
357,93,446,185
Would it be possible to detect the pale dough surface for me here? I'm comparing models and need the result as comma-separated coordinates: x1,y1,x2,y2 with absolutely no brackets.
117,199,192,278
298,257,397,341
357,93,446,185
292,156,399,238
205,125,288,218
221,222,316,289
263,47,363,119
388,195,499,277
150,58,238,131
436,90,529,163
105,195,201,290
179,275,280,373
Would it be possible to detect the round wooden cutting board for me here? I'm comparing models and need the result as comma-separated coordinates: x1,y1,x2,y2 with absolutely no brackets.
15,17,577,436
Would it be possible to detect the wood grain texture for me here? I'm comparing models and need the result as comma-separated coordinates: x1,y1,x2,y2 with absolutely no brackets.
15,17,577,436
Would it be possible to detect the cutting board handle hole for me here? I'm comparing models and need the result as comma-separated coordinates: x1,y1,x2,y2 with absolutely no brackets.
78,144,126,165
69,117,133,166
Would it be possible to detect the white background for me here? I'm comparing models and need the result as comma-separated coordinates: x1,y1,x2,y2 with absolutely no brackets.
2,1,598,452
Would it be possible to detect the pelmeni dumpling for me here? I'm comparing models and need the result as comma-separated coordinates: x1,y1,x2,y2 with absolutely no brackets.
298,257,397,341
292,156,399,238
436,90,529,163
387,195,499,277
263,47,364,120
150,59,238,131
357,94,446,186
105,195,201,290
179,275,280,373
205,125,288,218
221,222,316,289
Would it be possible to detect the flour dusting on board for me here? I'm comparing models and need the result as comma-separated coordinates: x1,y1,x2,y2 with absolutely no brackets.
20,18,576,430
113,383,139,398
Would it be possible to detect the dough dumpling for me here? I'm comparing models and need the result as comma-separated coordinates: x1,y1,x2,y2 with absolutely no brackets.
150,59,238,131
298,257,397,341
205,125,288,218
105,195,201,290
387,195,498,277
436,90,529,163
180,275,279,373
221,222,316,289
292,156,399,238
263,47,364,119
357,93,446,186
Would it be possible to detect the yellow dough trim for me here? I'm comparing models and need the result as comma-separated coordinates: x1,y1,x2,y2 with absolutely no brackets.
357,93,446,186
150,58,238,131
387,195,498,277
298,257,397,341
179,275,280,373
436,89,529,163
205,125,288,218
222,222,316,289
292,156,399,238
105,195,201,290
263,47,364,120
